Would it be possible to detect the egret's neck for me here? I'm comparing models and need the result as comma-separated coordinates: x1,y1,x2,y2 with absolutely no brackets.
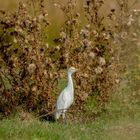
67,72,74,91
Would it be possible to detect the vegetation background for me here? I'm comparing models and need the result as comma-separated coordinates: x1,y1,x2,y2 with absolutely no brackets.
0,0,140,140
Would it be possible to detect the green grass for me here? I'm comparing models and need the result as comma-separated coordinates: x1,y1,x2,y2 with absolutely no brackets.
0,110,140,140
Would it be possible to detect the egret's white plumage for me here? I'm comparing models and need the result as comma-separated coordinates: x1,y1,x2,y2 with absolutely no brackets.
54,67,77,120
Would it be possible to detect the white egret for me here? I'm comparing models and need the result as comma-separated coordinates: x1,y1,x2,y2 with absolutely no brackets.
54,67,77,120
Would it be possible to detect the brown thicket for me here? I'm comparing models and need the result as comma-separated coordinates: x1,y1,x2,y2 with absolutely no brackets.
0,0,139,121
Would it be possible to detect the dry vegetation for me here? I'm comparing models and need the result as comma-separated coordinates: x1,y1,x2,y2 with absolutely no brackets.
0,0,140,123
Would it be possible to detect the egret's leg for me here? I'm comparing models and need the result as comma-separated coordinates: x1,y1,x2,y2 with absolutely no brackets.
62,108,66,119
62,109,67,123
62,113,65,119
62,113,67,124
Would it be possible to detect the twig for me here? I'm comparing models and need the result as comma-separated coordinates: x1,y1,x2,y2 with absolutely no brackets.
37,109,70,118
37,110,55,118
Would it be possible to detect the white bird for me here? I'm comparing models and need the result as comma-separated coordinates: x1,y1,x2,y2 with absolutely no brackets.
54,67,77,120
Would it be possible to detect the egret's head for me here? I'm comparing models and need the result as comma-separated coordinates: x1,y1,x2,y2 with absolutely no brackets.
68,67,77,75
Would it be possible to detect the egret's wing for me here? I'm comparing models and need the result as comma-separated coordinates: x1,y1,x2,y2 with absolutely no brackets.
56,88,67,109
55,87,68,120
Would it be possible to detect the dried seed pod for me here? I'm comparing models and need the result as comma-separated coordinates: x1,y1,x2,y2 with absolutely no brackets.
95,66,103,74
98,57,106,66
89,52,96,59
27,63,36,74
